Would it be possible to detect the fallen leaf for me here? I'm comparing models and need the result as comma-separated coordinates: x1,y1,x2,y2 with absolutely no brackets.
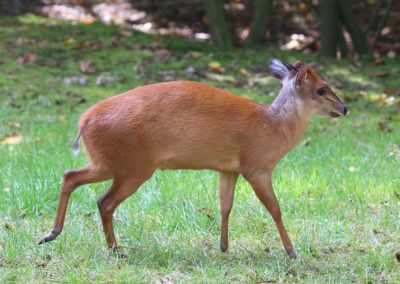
373,228,381,235
239,68,250,77
82,18,95,25
36,254,52,268
382,88,396,95
374,71,390,78
19,212,26,219
84,211,94,217
357,91,368,98
184,51,201,59
79,60,96,74
377,94,397,107
2,133,22,145
207,61,225,74
119,29,132,37
18,52,38,65
198,207,214,220
370,59,385,66
207,61,220,69
4,222,13,230
64,37,77,46
300,137,311,147
378,121,392,133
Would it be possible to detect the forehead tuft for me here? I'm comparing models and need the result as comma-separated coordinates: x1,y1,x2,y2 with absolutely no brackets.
307,67,324,81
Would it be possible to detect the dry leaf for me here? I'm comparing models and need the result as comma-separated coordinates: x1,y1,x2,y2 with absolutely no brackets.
374,71,390,78
79,60,96,74
119,29,133,37
2,133,22,145
64,37,77,46
378,121,392,133
370,59,385,66
207,61,225,74
198,207,214,220
19,52,38,65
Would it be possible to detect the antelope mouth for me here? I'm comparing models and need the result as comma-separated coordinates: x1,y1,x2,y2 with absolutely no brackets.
329,111,341,118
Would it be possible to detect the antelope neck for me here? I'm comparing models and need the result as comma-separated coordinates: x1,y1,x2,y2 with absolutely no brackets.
270,83,311,148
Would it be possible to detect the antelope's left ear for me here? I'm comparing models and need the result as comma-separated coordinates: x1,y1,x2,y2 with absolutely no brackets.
296,65,308,87
269,58,290,81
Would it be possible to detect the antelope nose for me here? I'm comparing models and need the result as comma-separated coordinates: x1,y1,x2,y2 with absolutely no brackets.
342,105,348,116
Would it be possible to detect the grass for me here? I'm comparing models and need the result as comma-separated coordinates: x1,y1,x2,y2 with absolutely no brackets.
0,15,399,283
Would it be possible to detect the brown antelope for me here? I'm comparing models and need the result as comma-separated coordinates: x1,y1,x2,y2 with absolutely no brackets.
39,58,347,259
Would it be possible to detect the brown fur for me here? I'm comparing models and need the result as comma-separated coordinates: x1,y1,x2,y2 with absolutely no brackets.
39,61,347,260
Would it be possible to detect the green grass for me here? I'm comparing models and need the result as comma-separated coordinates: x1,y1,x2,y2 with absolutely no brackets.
1,15,399,283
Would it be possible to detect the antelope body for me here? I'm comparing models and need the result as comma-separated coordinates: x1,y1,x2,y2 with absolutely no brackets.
39,59,347,259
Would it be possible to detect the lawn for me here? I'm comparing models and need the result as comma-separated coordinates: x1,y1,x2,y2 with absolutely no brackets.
0,15,399,283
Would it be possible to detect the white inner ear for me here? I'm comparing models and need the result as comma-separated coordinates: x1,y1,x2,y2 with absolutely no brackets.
295,69,308,87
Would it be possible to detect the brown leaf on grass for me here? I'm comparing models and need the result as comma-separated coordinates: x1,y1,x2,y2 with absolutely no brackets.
370,59,385,66
357,91,368,98
4,221,13,230
378,121,392,133
382,88,396,95
119,29,133,37
18,52,38,65
184,51,201,59
64,37,77,46
36,254,52,268
1,132,22,145
239,68,250,77
373,228,383,235
79,60,96,74
377,94,396,107
300,137,312,147
19,212,26,219
198,207,214,220
207,61,225,74
374,71,390,78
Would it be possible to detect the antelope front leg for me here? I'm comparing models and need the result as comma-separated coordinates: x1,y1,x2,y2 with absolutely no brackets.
218,172,238,252
244,173,297,259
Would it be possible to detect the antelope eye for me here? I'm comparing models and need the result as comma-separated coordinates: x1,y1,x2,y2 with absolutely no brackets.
317,88,326,96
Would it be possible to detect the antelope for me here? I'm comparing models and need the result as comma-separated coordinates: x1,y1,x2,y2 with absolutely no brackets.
39,58,347,259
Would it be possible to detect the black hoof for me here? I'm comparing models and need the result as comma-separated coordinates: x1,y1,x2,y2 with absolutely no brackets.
287,249,297,259
38,231,59,244
220,242,228,253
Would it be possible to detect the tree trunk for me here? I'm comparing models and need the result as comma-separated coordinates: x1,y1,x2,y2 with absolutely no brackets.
319,0,339,57
336,0,368,55
337,22,348,58
203,0,233,49
244,0,273,46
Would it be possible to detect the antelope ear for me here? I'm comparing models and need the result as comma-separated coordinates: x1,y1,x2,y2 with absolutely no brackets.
269,58,290,80
296,65,308,87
